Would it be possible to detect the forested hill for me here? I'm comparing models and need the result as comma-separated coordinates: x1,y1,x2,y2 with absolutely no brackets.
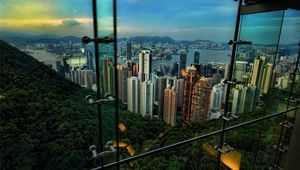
0,40,98,169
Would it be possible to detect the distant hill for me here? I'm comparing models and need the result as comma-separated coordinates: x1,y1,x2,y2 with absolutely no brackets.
0,40,98,169
129,36,175,44
0,31,81,45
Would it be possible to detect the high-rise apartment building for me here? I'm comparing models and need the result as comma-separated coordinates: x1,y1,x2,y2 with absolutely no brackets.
210,83,224,112
180,51,187,71
251,57,264,87
189,77,212,122
234,61,248,82
163,86,177,126
176,79,185,109
194,50,200,64
261,63,273,94
118,64,128,103
127,76,139,113
157,76,177,119
138,50,152,81
182,65,198,122
231,84,256,114
171,62,179,76
126,38,132,60
101,57,115,95
140,80,154,117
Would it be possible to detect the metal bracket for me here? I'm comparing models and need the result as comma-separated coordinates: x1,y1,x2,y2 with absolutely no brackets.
85,93,115,105
222,112,239,121
82,36,114,44
217,143,234,154
279,120,294,129
223,79,244,85
273,144,288,153
228,40,252,45
89,141,116,158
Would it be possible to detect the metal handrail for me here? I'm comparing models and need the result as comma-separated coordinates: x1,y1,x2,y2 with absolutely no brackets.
91,106,299,170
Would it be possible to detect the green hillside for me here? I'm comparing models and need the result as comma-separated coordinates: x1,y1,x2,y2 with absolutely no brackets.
0,40,98,169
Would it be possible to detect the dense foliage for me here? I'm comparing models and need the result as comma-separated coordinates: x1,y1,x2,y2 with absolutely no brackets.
0,40,98,169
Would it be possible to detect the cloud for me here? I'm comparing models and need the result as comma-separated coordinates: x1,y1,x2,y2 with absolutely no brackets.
61,18,80,27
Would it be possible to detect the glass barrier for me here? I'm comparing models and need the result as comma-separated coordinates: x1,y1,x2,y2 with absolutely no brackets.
0,1,96,170
115,0,238,161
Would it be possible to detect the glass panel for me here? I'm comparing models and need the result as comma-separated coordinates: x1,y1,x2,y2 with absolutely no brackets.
120,136,218,170
116,0,238,161
220,122,261,170
253,116,283,169
222,9,285,170
229,10,285,124
0,1,97,170
96,0,117,167
272,9,300,169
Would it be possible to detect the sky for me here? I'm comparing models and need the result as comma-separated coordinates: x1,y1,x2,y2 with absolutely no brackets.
0,0,299,43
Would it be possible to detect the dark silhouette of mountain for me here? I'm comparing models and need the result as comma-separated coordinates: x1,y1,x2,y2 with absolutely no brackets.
130,36,175,44
0,31,81,45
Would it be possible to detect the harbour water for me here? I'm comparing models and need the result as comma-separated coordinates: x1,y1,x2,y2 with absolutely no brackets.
119,49,231,70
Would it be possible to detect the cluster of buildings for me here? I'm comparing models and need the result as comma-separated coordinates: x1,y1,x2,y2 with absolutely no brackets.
114,44,298,126
114,49,229,126
25,38,299,127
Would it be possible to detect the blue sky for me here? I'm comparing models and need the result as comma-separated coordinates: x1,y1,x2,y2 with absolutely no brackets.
117,0,237,41
0,0,299,43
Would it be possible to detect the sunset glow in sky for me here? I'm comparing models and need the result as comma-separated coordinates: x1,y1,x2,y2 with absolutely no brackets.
0,0,299,43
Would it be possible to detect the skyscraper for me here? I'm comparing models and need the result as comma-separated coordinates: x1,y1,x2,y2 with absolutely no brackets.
127,76,139,113
126,38,132,60
231,87,241,115
83,69,94,89
231,84,256,114
101,57,115,95
234,61,248,82
171,62,179,76
180,51,187,71
190,77,212,122
157,76,177,119
210,83,224,112
140,80,154,117
163,86,177,126
251,57,264,87
118,64,128,104
261,63,273,94
182,65,198,122
138,50,152,81
85,44,95,71
176,79,185,109
194,50,200,64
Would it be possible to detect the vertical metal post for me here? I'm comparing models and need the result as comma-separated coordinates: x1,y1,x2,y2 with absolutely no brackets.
216,0,242,169
113,0,120,169
92,0,104,166
273,41,300,167
272,10,285,88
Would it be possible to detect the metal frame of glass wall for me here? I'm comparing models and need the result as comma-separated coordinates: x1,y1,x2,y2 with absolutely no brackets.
91,0,300,169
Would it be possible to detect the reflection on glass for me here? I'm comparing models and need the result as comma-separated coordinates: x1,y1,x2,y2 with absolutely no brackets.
96,0,118,166
230,10,285,123
115,1,238,161
119,137,218,170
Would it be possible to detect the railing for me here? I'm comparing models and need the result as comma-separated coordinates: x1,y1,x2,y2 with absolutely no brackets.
92,106,299,170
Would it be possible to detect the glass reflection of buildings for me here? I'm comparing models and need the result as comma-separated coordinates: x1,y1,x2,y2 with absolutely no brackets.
91,36,299,127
